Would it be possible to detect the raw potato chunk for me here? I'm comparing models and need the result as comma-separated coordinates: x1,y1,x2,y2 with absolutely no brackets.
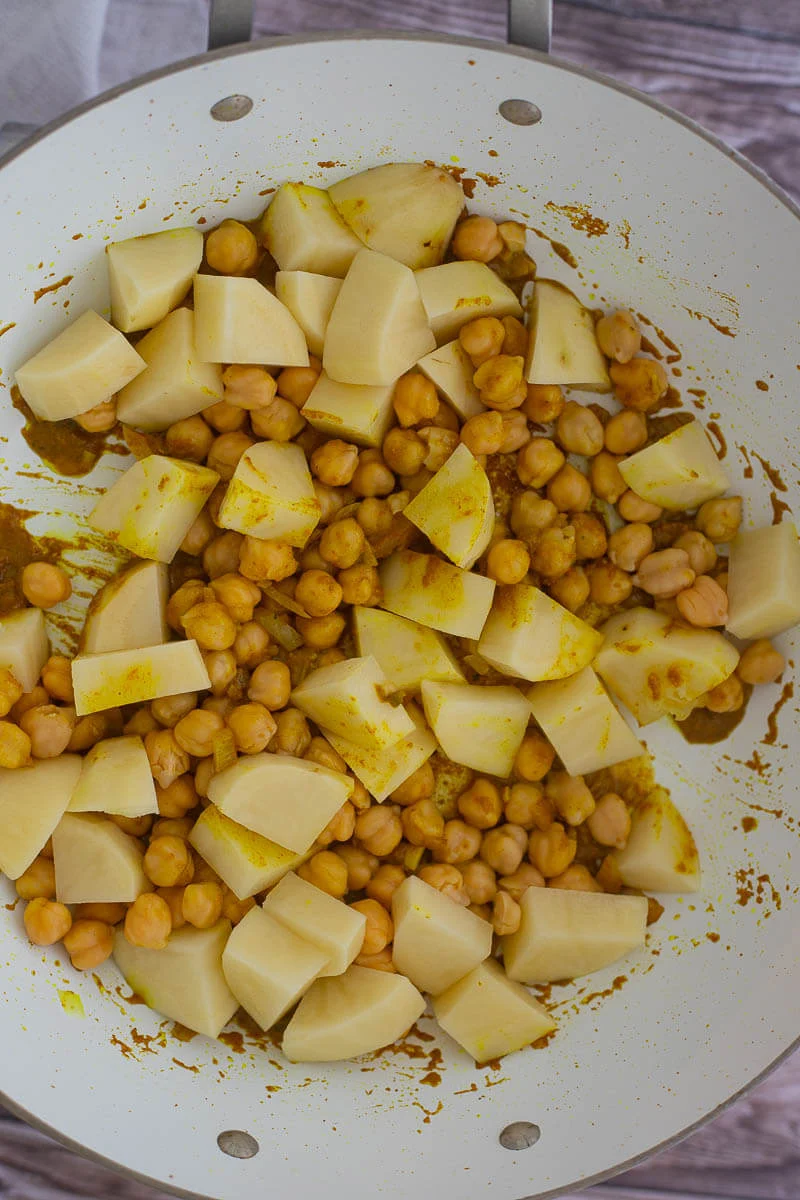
415,261,522,343
322,702,437,803
420,680,531,778
502,887,648,984
218,441,320,547
417,339,483,420
261,182,363,277
107,226,203,332
116,308,223,432
222,907,327,1032
404,443,494,569
15,310,145,421
478,584,603,682
52,813,148,904
68,736,158,818
189,807,310,900
208,753,353,854
527,667,642,776
379,550,496,640
726,522,800,639
275,271,342,357
193,274,309,366
618,420,728,511
323,249,435,386
392,875,492,995
262,871,366,976
301,373,395,448
114,921,237,1038
0,756,82,879
291,656,414,751
0,607,50,692
71,640,210,716
525,279,610,391
433,959,555,1064
612,787,700,893
283,964,426,1062
81,561,169,655
352,607,463,693
595,607,739,725
328,163,464,270
89,454,219,563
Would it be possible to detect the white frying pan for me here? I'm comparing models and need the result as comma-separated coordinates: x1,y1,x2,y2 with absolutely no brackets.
0,3,798,1197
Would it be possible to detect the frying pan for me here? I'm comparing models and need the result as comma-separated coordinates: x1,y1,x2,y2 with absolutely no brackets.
0,2,798,1197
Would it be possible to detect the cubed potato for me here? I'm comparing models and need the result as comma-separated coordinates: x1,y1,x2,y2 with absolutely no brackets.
15,310,145,421
328,163,464,270
207,753,353,854
71,639,210,716
618,420,729,511
114,921,237,1038
420,680,531,778
0,607,50,692
68,735,158,818
415,261,522,343
193,274,309,366
612,787,700,893
478,584,603,682
189,807,311,900
417,339,483,420
320,702,436,803
107,226,203,333
52,812,149,903
291,655,414,751
527,666,642,776
218,440,320,547
595,606,740,725
89,454,219,563
525,279,610,390
222,907,327,1032
379,549,495,640
81,561,169,655
116,308,223,432
727,522,800,639
282,963,426,1062
323,249,435,386
261,183,363,277
0,756,82,879
275,271,342,357
404,443,494,569
392,875,492,995
262,871,366,976
433,958,555,1064
301,373,395,448
502,887,648,985
352,607,463,693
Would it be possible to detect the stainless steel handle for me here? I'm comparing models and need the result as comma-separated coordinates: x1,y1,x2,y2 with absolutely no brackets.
208,0,254,50
508,0,552,52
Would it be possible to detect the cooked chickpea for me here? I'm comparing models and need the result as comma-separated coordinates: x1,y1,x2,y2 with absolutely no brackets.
204,399,248,433
15,856,56,901
0,720,31,768
227,702,277,755
356,805,403,857
380,427,424,476
179,509,215,558
350,898,394,956
617,489,664,524
737,639,785,685
297,849,348,898
75,397,117,433
277,360,321,408
486,538,530,585
705,674,744,713
21,561,71,609
144,835,194,888
208,431,254,480
157,774,198,819
391,760,435,806
521,384,564,425
417,863,469,905
416,426,458,472
545,771,595,826
69,708,122,753
206,218,258,273
604,409,647,455
145,726,191,788
350,450,395,498
348,778,370,812
180,601,236,651
233,617,270,666
401,798,445,848
456,779,502,830
587,560,634,606
391,371,438,428
240,536,296,584
458,316,505,366
587,793,631,849
548,565,590,612
510,493,557,539
193,758,216,799
223,364,278,411
63,919,114,970
556,401,604,457
513,733,555,784
503,782,548,831
204,532,244,581
317,518,364,571
168,580,212,631
695,496,742,543
528,822,577,877
452,215,503,262
304,736,347,774
531,526,577,579
124,893,172,950
596,310,641,363
460,409,504,456
272,707,311,756
200,651,235,700
635,547,695,598
590,452,627,503
497,862,545,902
24,897,72,946
673,531,717,575
110,813,153,837
497,410,531,454
434,819,482,864
165,415,215,462
311,439,359,488
319,800,356,846
365,863,406,909
461,860,497,906
293,569,343,618
610,358,668,411
570,512,608,560
332,844,376,892
155,887,186,931
548,864,602,892
492,890,521,935
124,708,160,738
180,881,224,930
296,611,346,649
245,660,289,711
500,314,528,357
676,575,728,627
151,816,194,841
250,395,306,441
357,497,393,538
219,889,255,926
0,668,23,719
480,827,525,876
19,704,73,759
171,709,223,758
473,355,525,410
74,902,127,925
608,522,654,573
338,563,381,606
151,692,198,728
38,656,72,705
210,573,261,623
547,463,592,513
355,947,397,972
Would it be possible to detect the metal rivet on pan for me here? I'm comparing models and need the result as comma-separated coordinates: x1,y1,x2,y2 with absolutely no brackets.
210,94,254,122
217,1130,260,1158
498,99,542,126
499,1121,541,1150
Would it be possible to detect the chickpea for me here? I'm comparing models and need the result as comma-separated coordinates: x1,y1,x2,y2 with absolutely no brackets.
635,547,695,598
24,897,72,946
233,618,270,668
37,658,71,707
486,539,530,586
617,490,663,524
356,805,403,857
417,863,469,905
452,215,503,262
480,827,525,876
218,888,254,927
210,573,261,623
110,813,153,837
587,793,631,849
492,890,522,936
296,611,346,649
207,431,253,481
586,560,633,607
456,779,502,830
293,569,342,619
695,496,742,543
0,668,23,719
401,799,445,848
392,372,439,428
165,415,215,463
69,708,122,753
193,758,216,799
461,859,497,906
168,580,212,631
198,652,234,702
151,692,197,728
349,778,371,811
21,561,71,609
513,733,556,784
737,639,785,686
203,399,248,434
312,480,350,526
245,660,289,711
521,384,565,424
15,856,56,900
497,862,544,902
548,864,602,892
75,398,117,433
570,512,607,559
548,565,590,612
331,844,376,892
297,849,348,898
74,902,127,925
528,822,577,877
391,760,435,807
366,863,406,910
350,898,394,956
317,519,364,572
460,410,504,456
338,564,381,606
151,816,194,841
227,702,277,755
145,726,191,788
171,709,222,758
676,575,728,627
355,946,397,972
596,310,641,363
501,315,528,358
590,451,627,504
307,438,358,489
220,363,276,411
154,887,186,931
0,720,31,768
156,774,198,819
357,497,393,538
608,522,654,573
179,509,215,558
510,493,558,539
531,526,577,579
203,696,236,721
19,704,73,759
381,427,425,476
416,426,458,472
673,531,717,576
124,708,160,738
547,463,592,513
434,819,482,865
304,736,347,774
556,401,604,457
250,396,306,441
272,707,311,756
610,358,668,412
497,410,531,454
144,835,194,888
545,771,595,826
319,800,356,847
206,218,258,274
277,361,321,408
63,919,114,970
458,316,505,366
206,481,228,526
603,410,646,456
181,601,237,651
350,450,395,498
239,537,295,584
502,782,546,831
473,355,525,410
124,893,172,950
705,674,744,713
203,534,243,582
398,468,433,497
178,881,224,930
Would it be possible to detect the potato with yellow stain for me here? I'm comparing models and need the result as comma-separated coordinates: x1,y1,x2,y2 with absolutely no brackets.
392,875,492,995
275,271,342,357
379,549,496,640
107,226,203,332
81,561,169,655
420,679,531,778
321,702,437,803
262,870,366,976
478,584,603,682
525,279,610,390
0,607,50,692
403,443,494,569
291,655,414,751
52,813,149,904
218,441,320,547
69,735,158,818
611,787,700,893
618,420,729,512
433,958,555,1063
71,639,210,716
0,756,83,880
352,607,463,693
222,907,328,1032
527,667,643,776
193,274,309,367
301,373,395,448
415,260,522,343
189,807,311,900
261,183,363,276
416,339,484,420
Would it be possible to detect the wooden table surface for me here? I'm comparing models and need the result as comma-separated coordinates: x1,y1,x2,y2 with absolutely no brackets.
1,1,798,1197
